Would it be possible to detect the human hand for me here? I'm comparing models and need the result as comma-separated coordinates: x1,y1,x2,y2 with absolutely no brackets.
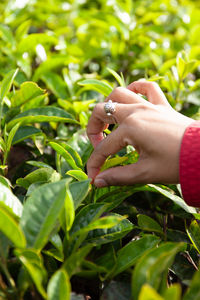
87,80,194,187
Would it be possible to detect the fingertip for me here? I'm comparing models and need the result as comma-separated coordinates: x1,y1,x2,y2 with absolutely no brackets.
94,177,108,188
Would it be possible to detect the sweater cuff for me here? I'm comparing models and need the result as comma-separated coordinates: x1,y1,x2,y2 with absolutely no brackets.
180,121,200,207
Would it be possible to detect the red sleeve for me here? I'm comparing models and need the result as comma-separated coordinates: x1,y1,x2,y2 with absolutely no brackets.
180,121,200,207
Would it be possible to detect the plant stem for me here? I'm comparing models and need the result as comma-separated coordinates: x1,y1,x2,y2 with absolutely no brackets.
0,260,15,289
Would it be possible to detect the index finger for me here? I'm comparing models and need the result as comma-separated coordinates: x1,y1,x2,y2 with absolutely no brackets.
87,102,136,148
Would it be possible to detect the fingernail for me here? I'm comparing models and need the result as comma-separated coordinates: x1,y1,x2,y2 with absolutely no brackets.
94,178,107,188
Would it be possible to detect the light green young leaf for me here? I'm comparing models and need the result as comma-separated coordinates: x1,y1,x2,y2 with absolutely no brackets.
78,79,113,96
0,202,26,248
73,215,127,237
0,175,11,188
16,167,61,189
47,269,71,300
107,67,126,87
11,81,47,108
163,284,181,300
67,170,88,181
15,248,47,299
186,220,200,254
6,123,20,154
0,182,23,217
138,284,164,300
64,186,75,232
17,33,57,53
0,68,18,101
100,156,128,172
20,179,71,250
61,143,83,169
49,142,81,171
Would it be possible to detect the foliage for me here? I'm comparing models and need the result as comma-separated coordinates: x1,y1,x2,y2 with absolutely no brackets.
0,0,200,299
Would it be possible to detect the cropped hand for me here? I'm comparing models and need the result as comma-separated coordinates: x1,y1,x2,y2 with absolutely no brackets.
87,81,194,187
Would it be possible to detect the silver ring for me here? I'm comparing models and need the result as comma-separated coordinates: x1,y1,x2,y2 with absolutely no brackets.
104,100,116,116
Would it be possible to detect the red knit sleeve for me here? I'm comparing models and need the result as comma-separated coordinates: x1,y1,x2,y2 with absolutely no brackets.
180,121,200,207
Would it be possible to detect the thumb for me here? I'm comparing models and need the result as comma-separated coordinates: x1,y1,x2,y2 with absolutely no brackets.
93,160,149,187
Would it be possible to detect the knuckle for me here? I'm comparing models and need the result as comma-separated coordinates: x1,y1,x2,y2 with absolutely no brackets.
146,81,159,89
112,86,125,97
93,103,102,114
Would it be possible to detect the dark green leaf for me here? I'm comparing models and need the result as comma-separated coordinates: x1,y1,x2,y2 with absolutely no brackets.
7,107,78,130
137,214,163,235
20,179,71,250
112,235,160,277
132,242,186,299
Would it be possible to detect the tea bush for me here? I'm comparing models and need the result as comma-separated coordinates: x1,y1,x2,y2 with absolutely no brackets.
0,0,200,299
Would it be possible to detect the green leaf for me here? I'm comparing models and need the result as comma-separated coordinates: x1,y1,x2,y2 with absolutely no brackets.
107,67,126,87
6,123,20,153
148,185,197,214
186,220,200,254
0,202,26,248
63,245,92,277
67,129,93,165
49,142,81,171
74,215,127,237
15,249,47,299
47,269,71,300
26,160,53,169
12,126,42,145
16,167,61,189
7,107,78,130
100,281,132,300
0,175,11,188
138,284,164,300
0,182,23,217
11,81,47,108
137,214,163,235
64,186,75,232
20,179,71,250
41,72,68,99
67,170,88,181
0,68,18,101
132,242,186,299
163,284,181,300
70,203,107,236
100,156,128,172
0,24,15,45
112,235,160,277
183,269,200,300
78,79,113,96
85,216,133,245
69,180,91,210
17,33,57,53
61,143,83,169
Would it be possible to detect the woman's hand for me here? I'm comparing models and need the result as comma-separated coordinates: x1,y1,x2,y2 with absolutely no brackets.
86,80,194,187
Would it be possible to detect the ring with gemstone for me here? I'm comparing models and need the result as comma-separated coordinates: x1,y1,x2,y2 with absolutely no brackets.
104,100,116,116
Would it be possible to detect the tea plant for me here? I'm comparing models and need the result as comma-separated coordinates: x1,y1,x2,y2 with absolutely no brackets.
0,0,200,299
